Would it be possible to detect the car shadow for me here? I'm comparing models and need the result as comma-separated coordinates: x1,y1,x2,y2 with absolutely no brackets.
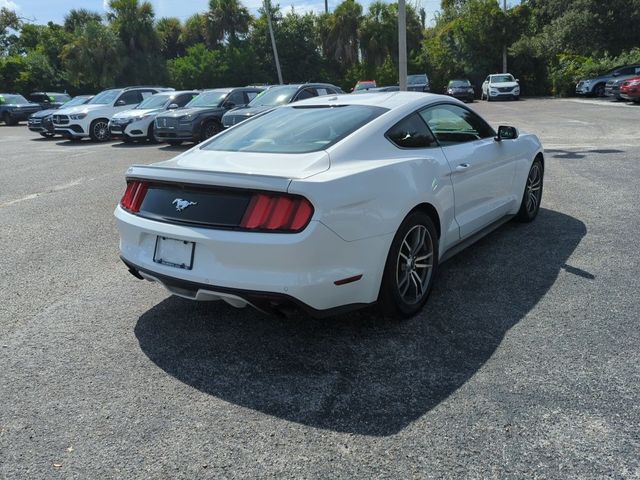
111,141,157,149
157,144,192,152
545,148,624,159
135,208,587,436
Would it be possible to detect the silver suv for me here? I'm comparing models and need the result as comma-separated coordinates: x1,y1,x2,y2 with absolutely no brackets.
576,65,640,97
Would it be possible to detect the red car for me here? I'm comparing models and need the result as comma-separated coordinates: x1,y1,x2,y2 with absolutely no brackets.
620,76,640,102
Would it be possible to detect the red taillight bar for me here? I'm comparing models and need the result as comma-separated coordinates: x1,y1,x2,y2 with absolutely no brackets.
120,180,148,213
241,193,314,232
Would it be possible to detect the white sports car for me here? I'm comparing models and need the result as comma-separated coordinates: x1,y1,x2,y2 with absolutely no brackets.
115,92,544,318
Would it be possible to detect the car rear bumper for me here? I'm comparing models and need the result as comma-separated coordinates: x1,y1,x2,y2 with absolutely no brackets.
115,205,391,314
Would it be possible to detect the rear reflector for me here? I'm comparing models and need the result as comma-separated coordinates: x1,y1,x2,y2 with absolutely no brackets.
120,180,148,213
241,193,314,232
334,274,363,286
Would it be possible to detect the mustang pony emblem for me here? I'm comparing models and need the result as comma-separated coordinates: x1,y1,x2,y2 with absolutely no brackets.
172,198,197,212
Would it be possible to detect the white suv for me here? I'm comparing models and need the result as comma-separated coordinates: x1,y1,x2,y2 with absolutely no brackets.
109,90,199,143
52,86,173,141
481,74,520,101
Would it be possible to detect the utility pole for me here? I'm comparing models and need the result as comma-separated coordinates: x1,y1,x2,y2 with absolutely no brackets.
502,0,507,73
265,0,283,84
324,0,328,14
398,0,407,91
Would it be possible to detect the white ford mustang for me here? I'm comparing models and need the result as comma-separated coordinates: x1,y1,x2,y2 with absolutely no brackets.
115,92,544,318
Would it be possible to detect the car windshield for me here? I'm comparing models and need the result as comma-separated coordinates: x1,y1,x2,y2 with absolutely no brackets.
355,82,376,91
0,94,28,104
186,90,228,108
62,96,90,108
202,105,388,154
136,94,171,109
88,89,122,105
449,80,471,87
51,94,70,102
491,75,515,83
408,74,427,85
249,86,298,107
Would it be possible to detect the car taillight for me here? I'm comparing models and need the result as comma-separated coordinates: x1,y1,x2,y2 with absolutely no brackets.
120,180,148,213
241,193,314,232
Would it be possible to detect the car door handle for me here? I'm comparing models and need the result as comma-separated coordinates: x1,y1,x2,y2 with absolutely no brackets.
456,163,471,171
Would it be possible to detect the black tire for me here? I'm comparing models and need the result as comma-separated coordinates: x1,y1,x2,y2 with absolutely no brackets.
167,140,183,146
147,123,157,143
3,112,17,126
379,211,439,318
516,157,544,222
201,121,221,141
487,94,493,102
513,95,520,101
39,132,55,138
89,118,111,142
593,83,605,97
122,135,133,143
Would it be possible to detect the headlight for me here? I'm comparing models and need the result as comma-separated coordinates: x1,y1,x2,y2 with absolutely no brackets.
583,80,592,87
179,115,193,123
69,113,87,120
132,115,148,122
447,89,454,94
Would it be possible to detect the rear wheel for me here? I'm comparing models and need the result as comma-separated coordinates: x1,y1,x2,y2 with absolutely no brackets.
379,211,438,318
516,158,544,222
593,83,606,97
147,123,157,143
89,119,110,142
3,112,16,125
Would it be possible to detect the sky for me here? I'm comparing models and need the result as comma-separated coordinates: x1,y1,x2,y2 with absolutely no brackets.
1,0,445,24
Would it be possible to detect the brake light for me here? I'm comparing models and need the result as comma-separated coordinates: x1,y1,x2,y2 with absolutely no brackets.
120,180,148,213
241,193,314,232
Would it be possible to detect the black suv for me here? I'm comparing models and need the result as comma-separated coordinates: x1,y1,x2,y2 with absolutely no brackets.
0,93,42,125
154,87,264,145
222,83,343,128
29,92,72,109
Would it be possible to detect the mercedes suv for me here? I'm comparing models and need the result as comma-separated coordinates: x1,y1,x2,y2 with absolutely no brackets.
52,86,173,142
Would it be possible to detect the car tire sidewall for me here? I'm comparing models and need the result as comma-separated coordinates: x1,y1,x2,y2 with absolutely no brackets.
90,119,110,142
379,211,439,319
201,121,220,141
516,158,544,222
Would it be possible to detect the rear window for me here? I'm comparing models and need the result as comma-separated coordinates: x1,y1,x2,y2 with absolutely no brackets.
202,105,387,154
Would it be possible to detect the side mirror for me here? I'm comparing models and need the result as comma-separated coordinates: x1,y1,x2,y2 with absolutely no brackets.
224,101,235,109
495,125,519,141
516,78,520,83
115,99,126,106
167,103,179,110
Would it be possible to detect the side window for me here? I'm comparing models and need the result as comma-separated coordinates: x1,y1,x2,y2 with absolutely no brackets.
316,88,329,96
227,91,245,106
175,94,194,107
140,90,155,99
296,88,318,101
419,104,495,146
30,94,45,103
245,91,260,102
118,91,142,105
386,112,437,149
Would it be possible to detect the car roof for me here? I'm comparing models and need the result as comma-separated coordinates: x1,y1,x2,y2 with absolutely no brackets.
292,91,450,111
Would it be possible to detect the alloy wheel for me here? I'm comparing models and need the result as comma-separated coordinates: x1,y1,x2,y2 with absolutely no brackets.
395,224,434,305
526,163,542,214
93,121,109,141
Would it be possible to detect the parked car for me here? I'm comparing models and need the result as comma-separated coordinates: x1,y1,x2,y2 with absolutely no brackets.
28,95,93,138
604,75,638,100
619,76,640,103
352,80,377,92
28,92,71,109
154,87,264,145
115,93,544,319
52,86,173,142
481,74,520,101
444,79,475,102
109,90,199,143
353,86,400,94
407,73,430,92
576,65,640,97
0,94,42,125
222,83,342,128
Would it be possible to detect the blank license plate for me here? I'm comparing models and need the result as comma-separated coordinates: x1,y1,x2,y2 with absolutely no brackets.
153,236,195,270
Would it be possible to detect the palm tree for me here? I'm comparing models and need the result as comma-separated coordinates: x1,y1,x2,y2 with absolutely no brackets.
156,17,184,58
106,0,158,52
63,9,103,33
207,0,251,45
324,0,362,66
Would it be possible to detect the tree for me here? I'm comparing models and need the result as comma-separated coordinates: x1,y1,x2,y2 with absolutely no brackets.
323,0,362,66
63,9,102,33
0,7,21,55
182,13,209,48
61,21,125,89
156,17,184,59
207,0,251,46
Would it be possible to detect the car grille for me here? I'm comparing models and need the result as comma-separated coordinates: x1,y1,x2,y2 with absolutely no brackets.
29,118,42,125
497,86,514,93
52,114,69,125
156,117,177,128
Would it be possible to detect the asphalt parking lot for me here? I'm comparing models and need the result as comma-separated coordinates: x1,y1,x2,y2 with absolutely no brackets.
1,98,639,479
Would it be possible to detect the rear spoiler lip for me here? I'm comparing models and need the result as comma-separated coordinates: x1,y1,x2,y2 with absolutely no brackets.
125,164,292,193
